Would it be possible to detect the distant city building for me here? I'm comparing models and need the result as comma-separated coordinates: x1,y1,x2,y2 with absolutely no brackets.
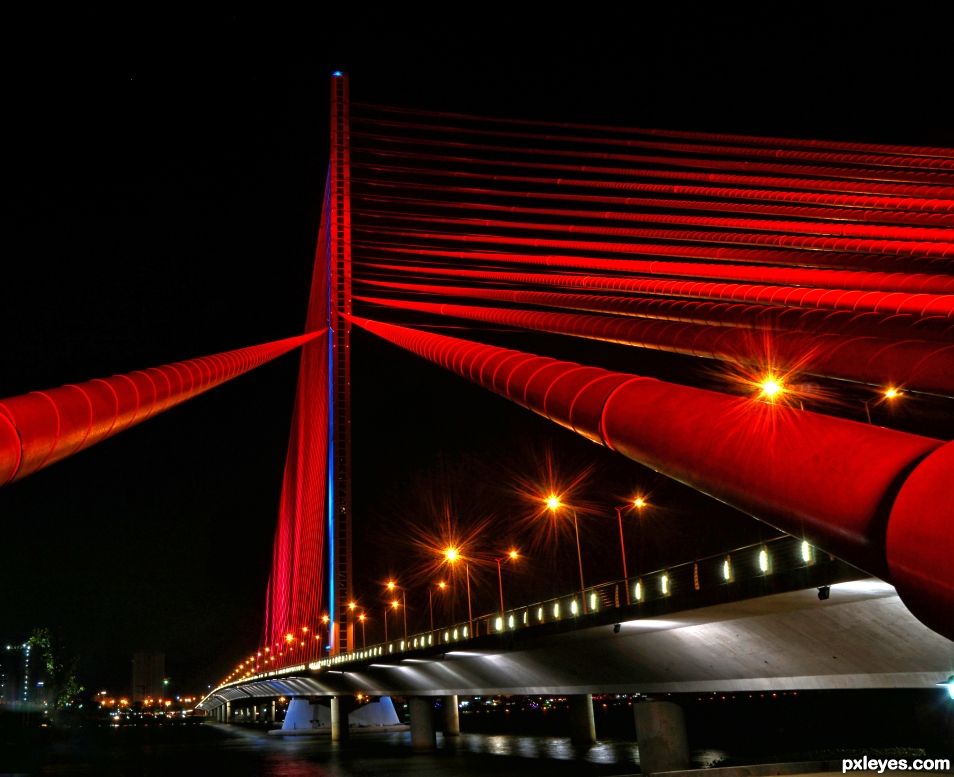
1,640,52,707
131,651,165,702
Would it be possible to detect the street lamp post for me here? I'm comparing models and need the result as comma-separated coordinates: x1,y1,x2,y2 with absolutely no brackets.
495,549,520,614
443,547,473,633
386,581,408,641
546,495,586,612
358,613,366,649
615,496,646,605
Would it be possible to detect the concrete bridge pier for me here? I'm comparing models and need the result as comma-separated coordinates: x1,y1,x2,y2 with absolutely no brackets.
225,700,231,723
443,694,460,736
268,700,276,723
330,696,349,742
569,693,596,745
634,699,689,774
409,697,437,751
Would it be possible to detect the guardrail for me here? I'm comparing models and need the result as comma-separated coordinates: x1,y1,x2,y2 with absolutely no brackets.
219,534,851,690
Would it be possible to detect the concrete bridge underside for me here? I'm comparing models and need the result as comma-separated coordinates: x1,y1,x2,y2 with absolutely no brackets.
202,580,953,710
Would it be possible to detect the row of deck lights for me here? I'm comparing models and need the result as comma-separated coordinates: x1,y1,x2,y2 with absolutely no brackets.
218,534,815,689
221,471,812,685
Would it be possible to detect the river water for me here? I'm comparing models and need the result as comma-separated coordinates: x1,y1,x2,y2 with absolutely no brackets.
6,722,727,775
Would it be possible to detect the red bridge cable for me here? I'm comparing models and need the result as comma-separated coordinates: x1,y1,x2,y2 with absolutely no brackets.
356,295,954,398
353,103,954,160
346,315,953,640
360,261,954,318
0,332,321,485
351,131,954,184
355,191,954,243
355,278,954,343
352,150,954,199
353,164,954,213
357,212,954,267
352,118,954,173
353,178,954,228
355,236,954,296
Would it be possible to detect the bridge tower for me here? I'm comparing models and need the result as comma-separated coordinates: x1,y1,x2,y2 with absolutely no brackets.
328,71,354,654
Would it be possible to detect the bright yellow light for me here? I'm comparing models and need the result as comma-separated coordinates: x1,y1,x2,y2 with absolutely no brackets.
301,626,308,633
348,601,357,611
321,614,329,624
633,496,646,509
284,633,294,643
386,581,396,591
443,547,459,562
358,614,366,622
437,581,447,590
884,387,902,400
759,376,784,400
545,495,561,511
391,599,399,609
508,549,519,560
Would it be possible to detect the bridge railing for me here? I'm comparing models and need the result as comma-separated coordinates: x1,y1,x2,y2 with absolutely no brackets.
306,534,842,670
213,535,850,690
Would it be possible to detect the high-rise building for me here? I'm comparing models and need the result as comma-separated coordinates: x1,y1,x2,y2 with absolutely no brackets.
131,651,165,702
1,640,51,706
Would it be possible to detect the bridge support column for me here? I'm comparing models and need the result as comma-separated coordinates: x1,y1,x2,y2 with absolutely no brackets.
330,696,349,742
225,700,231,723
443,694,460,736
635,700,689,774
569,694,596,745
269,700,276,723
409,697,436,751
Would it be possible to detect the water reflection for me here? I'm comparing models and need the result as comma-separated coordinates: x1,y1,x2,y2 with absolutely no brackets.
16,724,728,776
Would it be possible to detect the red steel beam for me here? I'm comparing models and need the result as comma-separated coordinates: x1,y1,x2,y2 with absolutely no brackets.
348,315,953,640
0,332,320,485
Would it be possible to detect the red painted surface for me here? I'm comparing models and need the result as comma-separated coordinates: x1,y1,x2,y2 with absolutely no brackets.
357,295,954,397
0,333,318,485
349,315,952,639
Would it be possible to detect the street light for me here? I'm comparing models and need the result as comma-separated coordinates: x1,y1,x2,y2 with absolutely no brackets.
443,546,473,632
495,549,520,614
386,581,408,640
429,581,448,632
358,613,367,649
615,496,647,604
545,495,586,612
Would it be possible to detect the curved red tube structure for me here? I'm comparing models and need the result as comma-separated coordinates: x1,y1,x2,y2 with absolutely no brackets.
357,295,954,397
348,315,953,641
0,332,320,484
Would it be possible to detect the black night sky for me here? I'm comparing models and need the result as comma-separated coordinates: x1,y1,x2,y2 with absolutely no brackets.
4,8,953,696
